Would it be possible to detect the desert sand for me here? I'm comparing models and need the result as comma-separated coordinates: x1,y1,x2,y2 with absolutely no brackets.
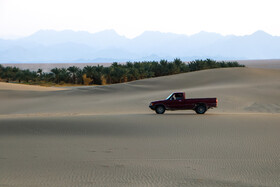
237,59,280,69
0,67,280,186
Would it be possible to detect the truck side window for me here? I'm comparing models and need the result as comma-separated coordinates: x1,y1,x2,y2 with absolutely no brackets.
175,93,183,100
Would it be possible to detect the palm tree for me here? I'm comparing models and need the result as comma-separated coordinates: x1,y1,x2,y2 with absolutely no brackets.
83,66,99,84
173,58,184,73
127,67,139,81
15,71,24,83
37,69,42,76
3,67,14,82
83,66,94,84
51,68,61,84
67,66,80,84
36,69,43,81
0,64,4,80
159,59,168,76
76,69,84,85
102,67,112,84
110,63,126,83
59,68,70,83
22,69,36,83
94,65,104,84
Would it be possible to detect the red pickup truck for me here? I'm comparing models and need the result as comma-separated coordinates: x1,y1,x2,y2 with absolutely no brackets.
149,92,217,114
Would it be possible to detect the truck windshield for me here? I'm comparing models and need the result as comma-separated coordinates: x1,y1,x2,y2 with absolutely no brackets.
166,93,174,100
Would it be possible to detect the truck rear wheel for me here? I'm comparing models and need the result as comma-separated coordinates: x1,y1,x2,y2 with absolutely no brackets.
195,105,207,114
155,105,165,114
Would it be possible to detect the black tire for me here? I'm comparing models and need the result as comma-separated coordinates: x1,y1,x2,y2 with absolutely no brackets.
155,105,165,114
195,105,207,114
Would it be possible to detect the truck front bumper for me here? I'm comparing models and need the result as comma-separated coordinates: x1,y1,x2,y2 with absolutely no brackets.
149,104,155,110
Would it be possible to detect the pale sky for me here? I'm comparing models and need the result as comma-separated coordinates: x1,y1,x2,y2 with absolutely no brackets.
0,0,280,39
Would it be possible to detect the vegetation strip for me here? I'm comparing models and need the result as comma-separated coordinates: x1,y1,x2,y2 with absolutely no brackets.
0,59,244,86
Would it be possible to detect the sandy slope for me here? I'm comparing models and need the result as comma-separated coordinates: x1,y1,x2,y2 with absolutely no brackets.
1,67,280,116
0,67,280,186
0,82,64,91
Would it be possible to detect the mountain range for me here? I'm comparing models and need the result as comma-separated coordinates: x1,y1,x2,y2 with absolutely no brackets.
0,30,280,63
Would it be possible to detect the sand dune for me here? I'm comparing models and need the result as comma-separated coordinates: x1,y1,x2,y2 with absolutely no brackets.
1,67,280,115
237,59,280,69
0,67,280,186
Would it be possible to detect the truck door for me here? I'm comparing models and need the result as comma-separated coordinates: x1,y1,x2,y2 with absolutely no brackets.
165,93,184,109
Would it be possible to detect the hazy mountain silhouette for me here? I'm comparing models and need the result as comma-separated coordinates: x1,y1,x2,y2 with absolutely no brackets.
0,29,280,63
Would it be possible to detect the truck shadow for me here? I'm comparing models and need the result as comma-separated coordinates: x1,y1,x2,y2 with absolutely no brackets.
144,113,214,116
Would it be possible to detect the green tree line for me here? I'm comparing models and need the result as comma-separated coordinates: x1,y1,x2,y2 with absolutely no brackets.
0,59,245,85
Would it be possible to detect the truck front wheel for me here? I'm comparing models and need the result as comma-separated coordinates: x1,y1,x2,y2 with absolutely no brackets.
155,105,165,114
195,105,207,114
